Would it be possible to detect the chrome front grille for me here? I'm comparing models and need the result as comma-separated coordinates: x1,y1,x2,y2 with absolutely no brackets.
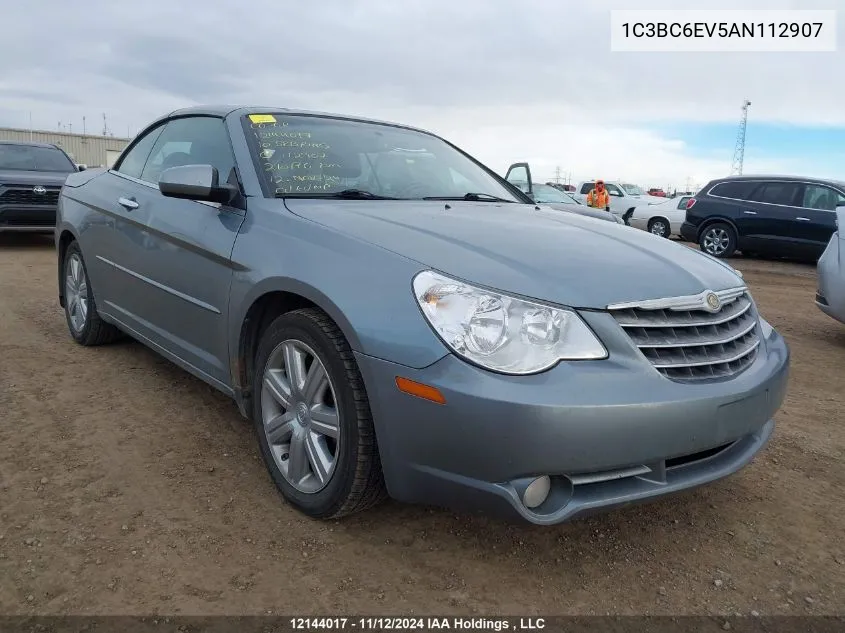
609,288,760,382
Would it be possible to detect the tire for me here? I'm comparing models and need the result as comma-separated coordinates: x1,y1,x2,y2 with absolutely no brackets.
62,241,123,346
647,217,671,238
252,307,386,519
698,222,737,258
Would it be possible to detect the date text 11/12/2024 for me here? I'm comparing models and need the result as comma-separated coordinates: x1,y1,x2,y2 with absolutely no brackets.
289,617,547,630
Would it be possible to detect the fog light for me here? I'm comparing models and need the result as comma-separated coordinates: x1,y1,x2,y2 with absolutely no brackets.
522,475,551,509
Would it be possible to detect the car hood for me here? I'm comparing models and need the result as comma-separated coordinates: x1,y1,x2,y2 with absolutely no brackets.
284,200,744,309
0,169,73,186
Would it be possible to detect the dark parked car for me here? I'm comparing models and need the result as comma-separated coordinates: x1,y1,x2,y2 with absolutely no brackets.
681,175,843,260
56,106,789,524
0,141,81,233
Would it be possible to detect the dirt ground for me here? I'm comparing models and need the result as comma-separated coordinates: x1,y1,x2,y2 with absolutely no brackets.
0,233,843,617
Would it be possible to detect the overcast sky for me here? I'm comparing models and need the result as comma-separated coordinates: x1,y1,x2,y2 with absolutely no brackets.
1,0,843,187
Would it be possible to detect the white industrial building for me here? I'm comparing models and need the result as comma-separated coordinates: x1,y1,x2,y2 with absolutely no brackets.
0,127,130,168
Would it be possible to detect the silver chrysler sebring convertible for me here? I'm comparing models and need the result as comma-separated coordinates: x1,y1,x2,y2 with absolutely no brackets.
56,106,790,524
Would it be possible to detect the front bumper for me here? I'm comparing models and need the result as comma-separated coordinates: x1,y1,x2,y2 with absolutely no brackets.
355,315,789,525
0,204,57,232
816,236,845,324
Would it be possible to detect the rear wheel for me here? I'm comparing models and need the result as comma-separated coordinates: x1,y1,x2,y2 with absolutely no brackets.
63,241,122,346
648,217,671,238
699,222,737,258
253,307,386,519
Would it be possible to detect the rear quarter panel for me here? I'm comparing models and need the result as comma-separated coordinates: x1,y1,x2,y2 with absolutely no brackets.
686,190,740,237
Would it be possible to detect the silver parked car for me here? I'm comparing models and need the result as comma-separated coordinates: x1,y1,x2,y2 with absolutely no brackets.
816,206,845,324
56,106,790,524
502,163,623,224
628,195,693,238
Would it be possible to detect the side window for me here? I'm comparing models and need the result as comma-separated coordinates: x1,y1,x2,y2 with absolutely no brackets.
709,180,758,201
750,182,801,207
140,116,235,185
580,183,593,194
677,196,691,210
801,184,841,211
114,125,165,179
605,183,623,196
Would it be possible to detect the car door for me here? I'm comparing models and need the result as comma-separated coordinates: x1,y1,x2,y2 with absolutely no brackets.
504,162,533,197
604,183,626,215
740,180,804,255
116,115,246,387
794,183,844,257
91,121,167,320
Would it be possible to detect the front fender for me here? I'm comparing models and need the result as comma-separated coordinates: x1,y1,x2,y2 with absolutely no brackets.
227,206,451,375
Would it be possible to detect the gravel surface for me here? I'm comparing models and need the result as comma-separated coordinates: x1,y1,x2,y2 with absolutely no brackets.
0,234,842,615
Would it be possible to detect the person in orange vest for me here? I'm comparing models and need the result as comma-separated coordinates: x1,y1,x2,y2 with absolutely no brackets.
586,179,611,211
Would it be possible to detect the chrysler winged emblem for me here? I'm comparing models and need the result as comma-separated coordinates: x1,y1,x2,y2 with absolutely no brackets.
705,291,721,311
33,185,47,195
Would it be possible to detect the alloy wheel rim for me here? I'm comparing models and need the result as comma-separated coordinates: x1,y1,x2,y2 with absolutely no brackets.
651,221,667,236
65,253,89,333
260,339,340,493
703,228,729,255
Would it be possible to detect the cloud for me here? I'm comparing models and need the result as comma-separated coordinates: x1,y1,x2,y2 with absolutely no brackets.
0,0,843,186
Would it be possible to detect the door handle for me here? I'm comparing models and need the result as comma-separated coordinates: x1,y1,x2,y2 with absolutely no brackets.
118,197,139,210
796,217,811,222
743,210,757,215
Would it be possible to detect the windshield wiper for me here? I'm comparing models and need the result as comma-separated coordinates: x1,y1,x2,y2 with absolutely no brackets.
424,192,516,203
276,188,397,200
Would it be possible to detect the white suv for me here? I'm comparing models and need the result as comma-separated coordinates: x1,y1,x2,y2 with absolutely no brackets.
573,181,666,224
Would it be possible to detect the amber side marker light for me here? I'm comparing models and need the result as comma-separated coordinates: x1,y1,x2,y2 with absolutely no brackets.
395,377,446,404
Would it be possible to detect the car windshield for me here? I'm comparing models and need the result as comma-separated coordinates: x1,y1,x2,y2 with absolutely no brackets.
244,114,522,202
621,183,645,195
532,184,579,204
0,144,76,172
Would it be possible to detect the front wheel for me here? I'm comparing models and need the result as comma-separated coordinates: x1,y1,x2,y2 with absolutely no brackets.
699,222,737,258
648,217,671,238
62,241,122,346
253,307,387,519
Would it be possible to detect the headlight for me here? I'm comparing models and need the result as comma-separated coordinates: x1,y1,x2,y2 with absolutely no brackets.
412,271,607,375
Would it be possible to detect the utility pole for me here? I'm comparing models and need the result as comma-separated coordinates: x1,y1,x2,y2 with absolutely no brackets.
730,99,751,175
83,116,87,136
102,113,108,137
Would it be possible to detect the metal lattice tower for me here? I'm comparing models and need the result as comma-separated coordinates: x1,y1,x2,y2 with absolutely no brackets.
730,99,751,175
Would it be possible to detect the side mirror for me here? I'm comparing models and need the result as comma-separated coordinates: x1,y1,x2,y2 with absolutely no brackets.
77,165,86,172
159,164,237,204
